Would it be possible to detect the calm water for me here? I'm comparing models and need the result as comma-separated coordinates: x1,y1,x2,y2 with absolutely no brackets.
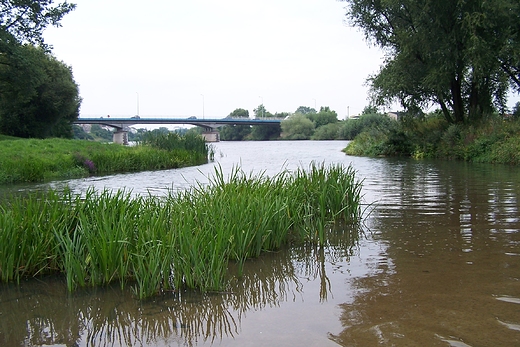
1,141,519,346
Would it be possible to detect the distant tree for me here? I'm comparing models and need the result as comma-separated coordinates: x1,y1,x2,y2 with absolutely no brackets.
274,111,291,119
220,108,252,140
128,128,148,142
305,106,338,128
254,104,273,118
295,106,317,115
513,101,520,120
249,124,280,140
312,123,341,140
220,124,251,141
73,125,93,140
226,108,249,118
0,44,81,138
186,127,203,136
89,124,112,141
281,114,315,140
148,127,171,136
342,0,520,124
361,105,380,116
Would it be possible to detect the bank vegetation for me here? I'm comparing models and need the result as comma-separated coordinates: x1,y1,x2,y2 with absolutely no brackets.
343,110,520,165
0,132,210,185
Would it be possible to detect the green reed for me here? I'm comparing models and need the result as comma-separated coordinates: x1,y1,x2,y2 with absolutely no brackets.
0,162,362,298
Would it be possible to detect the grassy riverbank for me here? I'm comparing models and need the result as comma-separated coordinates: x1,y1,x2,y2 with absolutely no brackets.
0,163,362,299
344,114,520,165
0,132,210,184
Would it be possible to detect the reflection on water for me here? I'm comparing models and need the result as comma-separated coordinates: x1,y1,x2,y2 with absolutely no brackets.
1,142,519,346
330,160,520,346
0,220,361,347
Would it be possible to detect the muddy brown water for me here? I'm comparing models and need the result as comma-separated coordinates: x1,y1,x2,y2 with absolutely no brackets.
1,141,519,346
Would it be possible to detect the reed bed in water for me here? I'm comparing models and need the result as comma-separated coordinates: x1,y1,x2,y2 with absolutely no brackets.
0,163,362,298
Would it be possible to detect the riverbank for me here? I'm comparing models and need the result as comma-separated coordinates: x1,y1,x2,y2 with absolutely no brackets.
0,163,362,299
0,133,209,184
343,115,520,165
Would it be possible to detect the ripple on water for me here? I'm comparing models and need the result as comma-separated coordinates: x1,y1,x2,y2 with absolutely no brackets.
435,335,473,347
495,296,520,304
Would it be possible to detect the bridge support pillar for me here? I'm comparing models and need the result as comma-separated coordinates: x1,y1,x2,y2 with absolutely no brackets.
113,130,129,145
202,130,220,142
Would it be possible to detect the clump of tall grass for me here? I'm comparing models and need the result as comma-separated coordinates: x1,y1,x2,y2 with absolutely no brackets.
0,163,363,299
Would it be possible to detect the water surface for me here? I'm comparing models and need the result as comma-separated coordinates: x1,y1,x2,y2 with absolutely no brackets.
1,141,519,346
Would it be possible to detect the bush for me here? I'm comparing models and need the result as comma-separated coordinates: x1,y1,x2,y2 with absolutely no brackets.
344,112,520,165
312,123,341,140
339,114,393,140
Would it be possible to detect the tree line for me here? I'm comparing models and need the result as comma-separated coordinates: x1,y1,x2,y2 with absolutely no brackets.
219,105,385,141
1,0,517,140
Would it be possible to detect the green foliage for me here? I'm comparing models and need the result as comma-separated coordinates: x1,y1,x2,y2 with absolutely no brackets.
72,125,93,140
249,124,281,140
0,0,76,47
227,108,249,118
305,106,338,128
142,131,207,154
513,102,520,120
295,106,317,114
221,109,252,140
0,135,209,184
0,44,81,138
220,124,251,141
344,113,520,164
343,0,519,124
88,124,112,141
0,163,363,298
339,113,393,140
253,104,273,118
312,123,342,140
281,114,315,140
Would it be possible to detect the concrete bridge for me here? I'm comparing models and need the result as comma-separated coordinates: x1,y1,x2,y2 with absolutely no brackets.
74,117,282,144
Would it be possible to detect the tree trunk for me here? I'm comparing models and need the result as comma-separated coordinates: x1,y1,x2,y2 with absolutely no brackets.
437,94,454,123
450,76,465,123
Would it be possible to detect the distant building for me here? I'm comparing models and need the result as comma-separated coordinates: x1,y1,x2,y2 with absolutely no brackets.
387,111,404,120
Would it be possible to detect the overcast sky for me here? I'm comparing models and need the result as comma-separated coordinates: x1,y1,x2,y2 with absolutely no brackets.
44,0,518,120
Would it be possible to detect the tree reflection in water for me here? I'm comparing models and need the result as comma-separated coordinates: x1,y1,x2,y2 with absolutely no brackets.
0,222,360,347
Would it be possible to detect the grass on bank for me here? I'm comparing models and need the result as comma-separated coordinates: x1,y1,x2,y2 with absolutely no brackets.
0,163,363,299
0,132,210,184
343,114,520,165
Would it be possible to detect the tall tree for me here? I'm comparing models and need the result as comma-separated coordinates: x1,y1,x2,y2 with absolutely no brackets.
0,44,80,138
342,0,519,123
0,1,78,137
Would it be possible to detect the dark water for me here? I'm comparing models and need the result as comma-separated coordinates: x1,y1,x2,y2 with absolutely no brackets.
1,141,519,346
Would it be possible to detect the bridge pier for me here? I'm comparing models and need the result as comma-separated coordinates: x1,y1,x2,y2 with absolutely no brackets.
113,130,129,145
202,130,220,142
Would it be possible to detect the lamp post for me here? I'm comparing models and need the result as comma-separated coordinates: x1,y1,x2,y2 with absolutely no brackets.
136,92,139,117
259,96,264,118
200,94,205,119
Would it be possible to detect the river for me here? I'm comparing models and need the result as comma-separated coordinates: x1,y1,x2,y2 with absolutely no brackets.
0,140,519,346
